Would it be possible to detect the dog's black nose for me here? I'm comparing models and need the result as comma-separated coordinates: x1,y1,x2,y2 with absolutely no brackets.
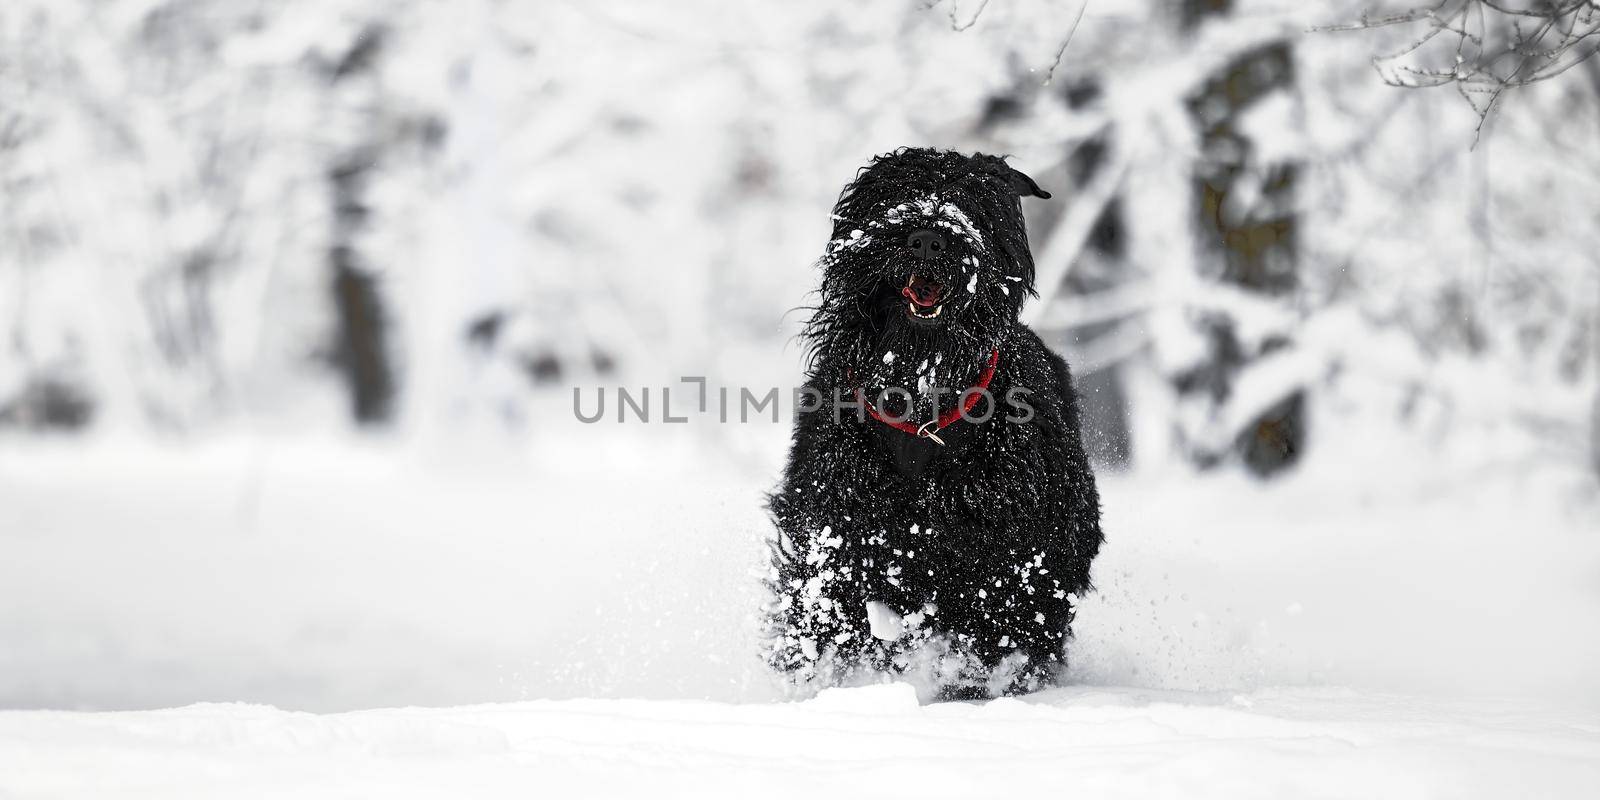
905,229,946,260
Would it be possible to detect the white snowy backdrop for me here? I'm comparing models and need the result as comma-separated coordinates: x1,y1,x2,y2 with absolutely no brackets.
2,0,1598,796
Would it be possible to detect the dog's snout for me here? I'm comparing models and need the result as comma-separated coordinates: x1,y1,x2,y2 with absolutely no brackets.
905,229,946,260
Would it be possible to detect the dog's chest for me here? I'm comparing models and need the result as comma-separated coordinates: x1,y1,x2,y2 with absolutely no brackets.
876,422,975,479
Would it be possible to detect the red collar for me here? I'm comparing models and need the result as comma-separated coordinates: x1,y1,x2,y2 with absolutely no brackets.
854,349,999,446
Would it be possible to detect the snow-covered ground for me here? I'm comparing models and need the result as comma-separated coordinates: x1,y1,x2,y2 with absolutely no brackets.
2,410,1598,796
3,684,1596,798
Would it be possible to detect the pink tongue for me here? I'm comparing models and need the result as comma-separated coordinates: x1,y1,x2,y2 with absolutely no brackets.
902,276,943,307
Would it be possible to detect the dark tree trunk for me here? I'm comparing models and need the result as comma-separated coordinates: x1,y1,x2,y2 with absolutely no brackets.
329,240,394,424
1178,1,1304,477
325,30,396,426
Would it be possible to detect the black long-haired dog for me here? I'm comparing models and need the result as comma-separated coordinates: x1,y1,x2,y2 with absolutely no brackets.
764,148,1103,700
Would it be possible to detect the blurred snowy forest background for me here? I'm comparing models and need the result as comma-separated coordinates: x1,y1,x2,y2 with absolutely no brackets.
2,0,1599,713
1,0,1597,475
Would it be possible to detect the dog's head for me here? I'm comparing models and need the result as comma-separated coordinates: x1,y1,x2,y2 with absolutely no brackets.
806,148,1050,373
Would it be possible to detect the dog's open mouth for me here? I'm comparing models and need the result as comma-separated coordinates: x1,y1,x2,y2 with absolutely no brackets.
901,274,945,319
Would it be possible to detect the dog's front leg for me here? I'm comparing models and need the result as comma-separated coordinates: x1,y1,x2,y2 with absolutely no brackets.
763,505,897,688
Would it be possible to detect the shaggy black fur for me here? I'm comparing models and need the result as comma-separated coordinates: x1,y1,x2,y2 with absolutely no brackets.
764,148,1104,700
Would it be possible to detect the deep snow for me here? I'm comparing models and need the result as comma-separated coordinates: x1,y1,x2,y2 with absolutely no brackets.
1,410,1598,796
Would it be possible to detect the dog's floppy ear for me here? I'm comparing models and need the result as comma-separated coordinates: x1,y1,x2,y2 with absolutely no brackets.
1005,165,1052,200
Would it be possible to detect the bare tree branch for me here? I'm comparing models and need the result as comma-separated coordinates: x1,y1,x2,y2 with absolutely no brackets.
1040,0,1090,86
940,0,993,32
1316,1,1600,141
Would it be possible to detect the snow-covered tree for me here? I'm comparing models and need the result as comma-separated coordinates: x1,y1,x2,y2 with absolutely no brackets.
1,0,1593,483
